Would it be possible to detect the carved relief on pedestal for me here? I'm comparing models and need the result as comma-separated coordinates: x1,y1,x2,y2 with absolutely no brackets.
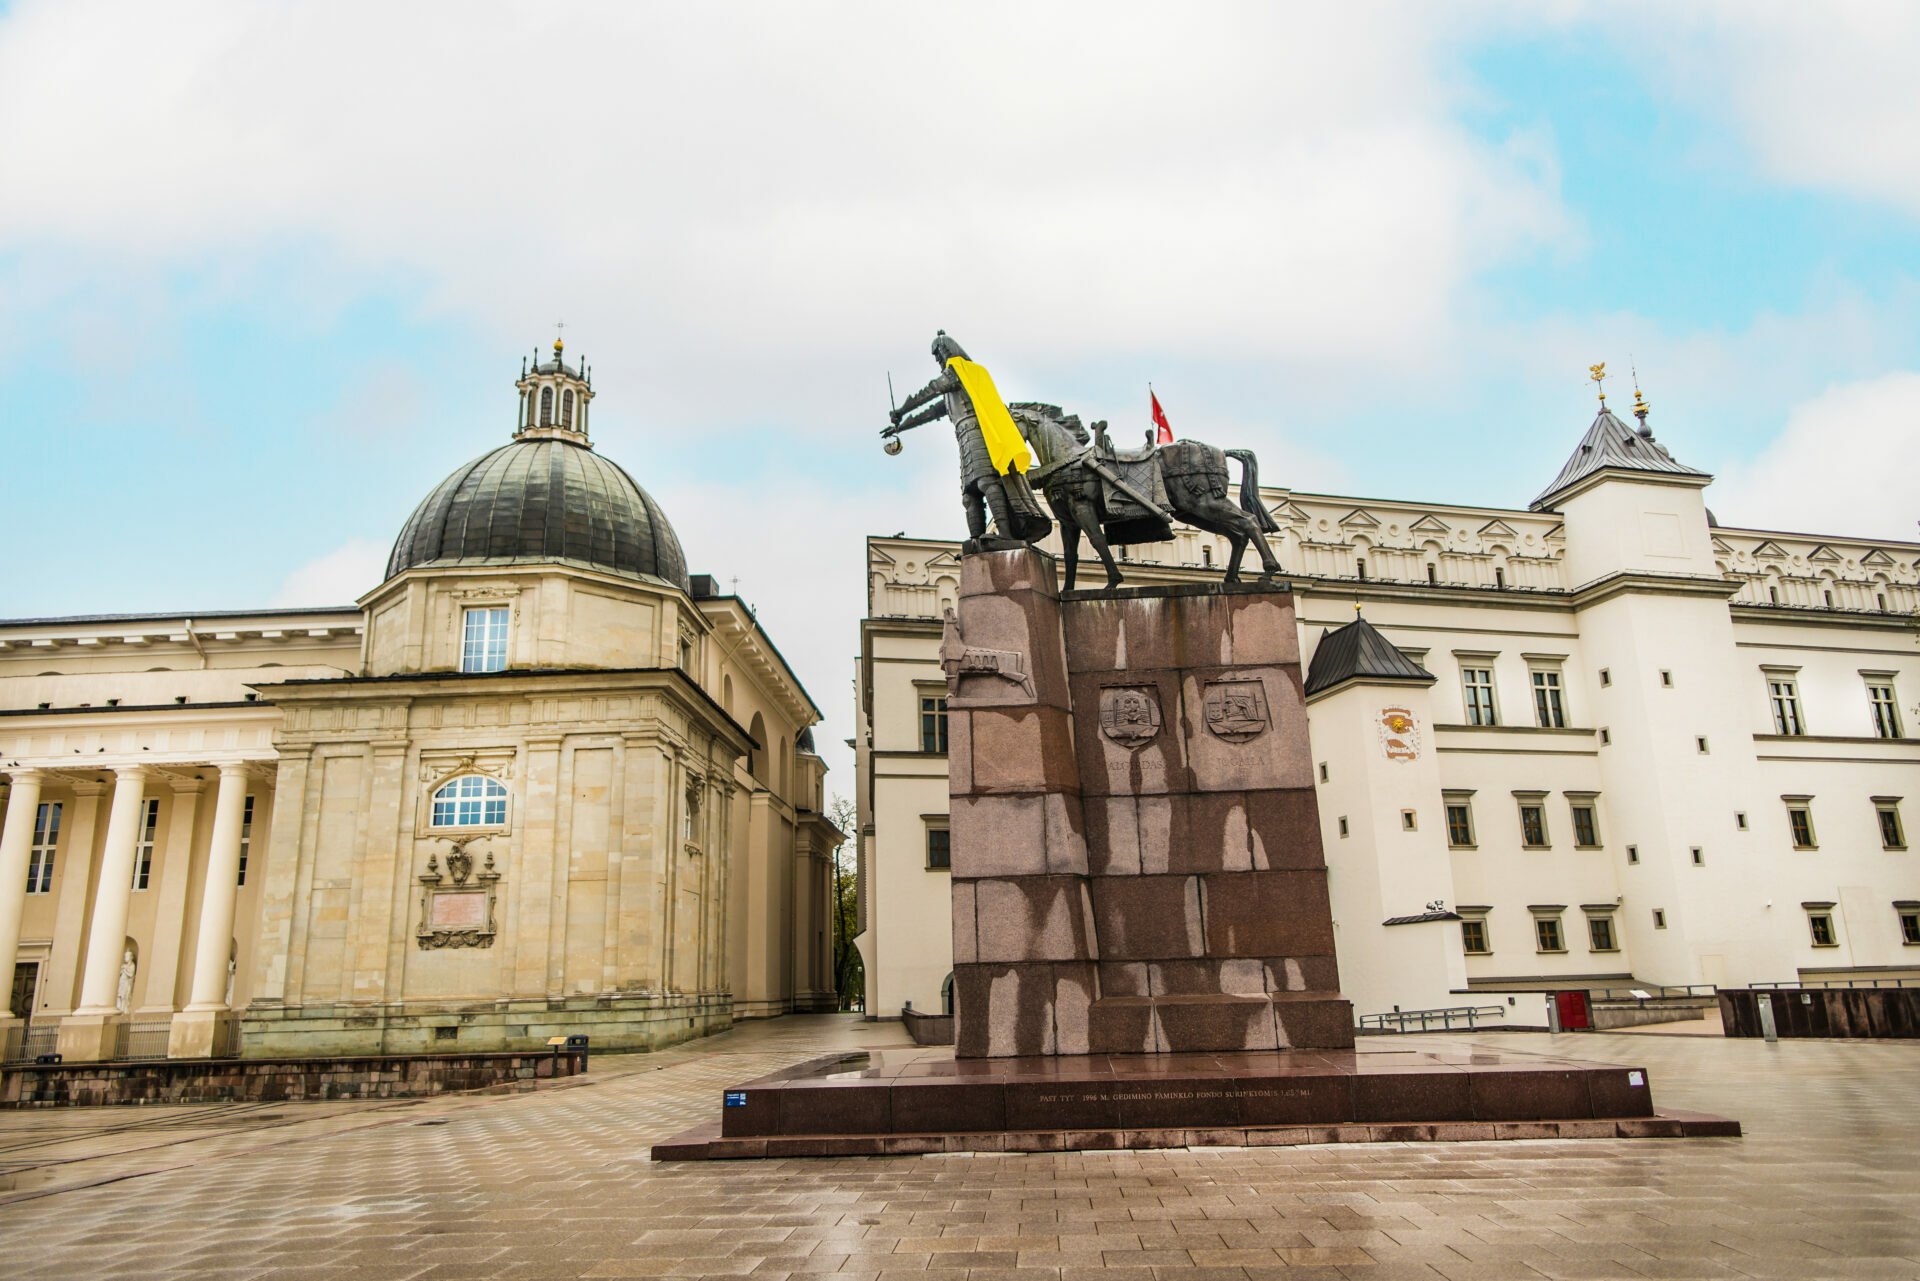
939,606,1032,695
1202,679,1269,743
417,837,503,949
1098,685,1162,749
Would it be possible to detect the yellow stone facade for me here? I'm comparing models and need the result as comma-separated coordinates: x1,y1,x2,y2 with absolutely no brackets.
0,349,839,1062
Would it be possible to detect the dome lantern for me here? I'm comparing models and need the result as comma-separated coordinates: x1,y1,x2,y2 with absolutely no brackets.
516,330,594,443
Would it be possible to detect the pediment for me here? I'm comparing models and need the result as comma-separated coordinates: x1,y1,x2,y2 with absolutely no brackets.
1408,514,1451,535
1807,544,1842,564
1861,548,1895,567
1478,519,1520,539
1338,508,1381,530
1751,540,1788,560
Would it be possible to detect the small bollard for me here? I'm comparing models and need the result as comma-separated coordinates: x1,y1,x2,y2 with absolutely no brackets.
1756,996,1779,1043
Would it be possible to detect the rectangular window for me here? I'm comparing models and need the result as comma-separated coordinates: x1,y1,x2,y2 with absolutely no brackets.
1807,912,1837,947
26,801,61,894
925,827,951,870
1627,844,1639,864
1531,669,1566,728
1517,799,1549,848
1400,809,1417,831
1587,916,1617,951
1876,801,1905,850
1534,917,1564,952
1786,801,1817,850
1768,676,1804,736
1736,812,1748,830
131,797,160,891
236,795,255,886
460,606,510,674
1569,801,1600,848
1598,668,1611,688
1652,908,1667,929
1460,919,1490,954
1461,666,1498,726
919,695,949,754
1867,681,1901,739
1900,908,1920,946
1691,846,1705,866
1444,800,1475,848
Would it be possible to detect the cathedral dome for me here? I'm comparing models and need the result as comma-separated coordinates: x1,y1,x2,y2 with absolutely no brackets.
384,341,690,591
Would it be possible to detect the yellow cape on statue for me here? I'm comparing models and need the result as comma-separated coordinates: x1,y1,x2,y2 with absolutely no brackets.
946,356,1031,475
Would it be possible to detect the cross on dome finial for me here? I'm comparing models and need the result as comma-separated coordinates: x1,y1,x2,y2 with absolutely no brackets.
554,321,565,355
1588,362,1608,405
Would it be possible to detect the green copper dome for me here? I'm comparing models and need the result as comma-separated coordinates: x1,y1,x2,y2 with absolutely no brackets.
385,436,690,591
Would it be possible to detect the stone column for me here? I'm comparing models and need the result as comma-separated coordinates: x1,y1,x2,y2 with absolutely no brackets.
59,765,148,1060
169,764,249,1058
0,770,43,1043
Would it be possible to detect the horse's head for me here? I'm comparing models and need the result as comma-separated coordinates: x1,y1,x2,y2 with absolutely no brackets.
1008,401,1087,465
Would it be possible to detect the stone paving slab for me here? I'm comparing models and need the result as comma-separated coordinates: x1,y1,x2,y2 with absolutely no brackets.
0,1016,1914,1281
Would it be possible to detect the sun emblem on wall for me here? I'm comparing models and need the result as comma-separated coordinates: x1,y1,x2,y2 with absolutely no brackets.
1379,707,1420,761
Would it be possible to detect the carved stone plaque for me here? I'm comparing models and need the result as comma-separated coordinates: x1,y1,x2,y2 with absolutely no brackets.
430,890,489,929
1379,706,1420,761
1202,680,1268,742
1099,685,1162,748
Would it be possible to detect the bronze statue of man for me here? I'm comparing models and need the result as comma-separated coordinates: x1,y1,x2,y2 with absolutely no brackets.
884,331,1049,547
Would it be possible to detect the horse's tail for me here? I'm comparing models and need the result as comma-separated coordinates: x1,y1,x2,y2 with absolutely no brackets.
1226,449,1280,533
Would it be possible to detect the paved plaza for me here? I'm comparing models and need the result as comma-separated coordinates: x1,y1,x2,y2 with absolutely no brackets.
0,1016,1916,1281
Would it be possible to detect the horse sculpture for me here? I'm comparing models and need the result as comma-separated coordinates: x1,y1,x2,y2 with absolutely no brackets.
1007,402,1282,594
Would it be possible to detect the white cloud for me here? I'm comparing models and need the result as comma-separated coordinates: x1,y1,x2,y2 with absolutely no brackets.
272,538,386,607
0,1,1569,430
1712,372,1920,542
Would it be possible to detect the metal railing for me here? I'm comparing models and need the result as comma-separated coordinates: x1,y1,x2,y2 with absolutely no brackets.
1586,984,1718,1002
211,1016,242,1059
1751,977,1918,990
113,1020,175,1061
1359,1005,1507,1033
2,1024,60,1064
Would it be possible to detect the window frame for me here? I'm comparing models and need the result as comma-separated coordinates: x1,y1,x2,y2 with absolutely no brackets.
1805,906,1838,948
924,821,951,871
1865,676,1902,739
459,605,510,674
1567,793,1601,849
1457,907,1491,956
1874,798,1905,851
131,797,160,891
1459,662,1499,727
1898,903,1920,946
1531,911,1566,954
918,692,950,755
429,774,510,830
1586,913,1618,953
1442,791,1476,849
1529,665,1567,729
1784,797,1818,851
1766,670,1805,736
236,794,255,886
26,800,61,895
1514,792,1550,849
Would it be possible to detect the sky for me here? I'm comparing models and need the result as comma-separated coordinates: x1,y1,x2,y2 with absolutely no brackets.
3,1,1919,792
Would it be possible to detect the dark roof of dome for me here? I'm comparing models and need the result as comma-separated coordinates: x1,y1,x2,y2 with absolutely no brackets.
386,437,689,590
1531,406,1708,510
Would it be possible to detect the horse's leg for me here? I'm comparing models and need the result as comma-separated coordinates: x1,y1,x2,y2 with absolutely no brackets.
1061,513,1081,593
1075,498,1121,592
1223,531,1248,583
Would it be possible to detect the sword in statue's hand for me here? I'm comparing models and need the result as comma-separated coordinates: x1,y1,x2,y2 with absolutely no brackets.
882,371,905,454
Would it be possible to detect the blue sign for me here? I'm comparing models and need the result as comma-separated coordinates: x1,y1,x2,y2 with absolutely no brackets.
724,1091,748,1108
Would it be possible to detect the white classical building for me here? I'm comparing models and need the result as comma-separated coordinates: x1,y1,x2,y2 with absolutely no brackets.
0,341,840,1063
853,393,1919,1023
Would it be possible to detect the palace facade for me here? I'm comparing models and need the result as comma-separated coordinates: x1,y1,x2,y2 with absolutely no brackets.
0,341,840,1063
854,395,1919,1023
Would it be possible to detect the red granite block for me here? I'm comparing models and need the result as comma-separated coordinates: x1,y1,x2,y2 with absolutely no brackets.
952,881,977,965
1201,869,1336,958
1244,788,1327,870
1003,1079,1121,1132
1054,963,1097,1055
1089,875,1204,961
775,1084,892,1135
890,1080,1005,1133
1468,1069,1595,1122
950,795,1048,879
1068,670,1190,798
1153,994,1280,1052
1233,1072,1354,1127
1180,666,1312,794
1587,1066,1657,1118
1353,1069,1470,1123
720,1087,781,1137
1088,997,1158,1055
1225,593,1300,666
1275,997,1355,1049
1173,791,1255,873
973,877,1095,964
969,705,1079,794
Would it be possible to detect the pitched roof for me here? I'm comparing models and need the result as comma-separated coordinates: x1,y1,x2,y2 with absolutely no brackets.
1531,407,1709,510
1303,615,1435,697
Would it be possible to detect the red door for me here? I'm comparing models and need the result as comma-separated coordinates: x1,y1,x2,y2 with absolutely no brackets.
1555,990,1592,1031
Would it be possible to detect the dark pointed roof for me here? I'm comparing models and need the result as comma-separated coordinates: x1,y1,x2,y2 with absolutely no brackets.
1531,406,1708,510
1304,615,1434,697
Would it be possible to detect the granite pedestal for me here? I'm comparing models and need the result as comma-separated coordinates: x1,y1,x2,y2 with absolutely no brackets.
654,549,1736,1159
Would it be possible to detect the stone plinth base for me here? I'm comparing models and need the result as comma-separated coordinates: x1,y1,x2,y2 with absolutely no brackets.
1,1049,585,1107
650,1042,1739,1160
53,1014,116,1063
240,992,732,1057
167,1007,223,1059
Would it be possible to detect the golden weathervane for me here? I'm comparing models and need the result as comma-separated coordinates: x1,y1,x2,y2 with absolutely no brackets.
1589,362,1608,404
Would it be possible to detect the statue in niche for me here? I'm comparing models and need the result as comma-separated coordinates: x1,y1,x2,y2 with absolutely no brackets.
115,947,136,1013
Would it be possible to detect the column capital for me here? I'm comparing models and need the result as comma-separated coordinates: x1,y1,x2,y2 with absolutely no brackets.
215,761,253,780
113,763,150,781
2,766,43,785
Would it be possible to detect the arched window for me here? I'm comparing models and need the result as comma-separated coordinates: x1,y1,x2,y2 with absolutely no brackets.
748,712,768,784
562,389,575,428
539,386,554,426
941,972,956,1015
430,775,508,828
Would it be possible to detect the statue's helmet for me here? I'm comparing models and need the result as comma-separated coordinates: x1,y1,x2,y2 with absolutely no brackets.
931,330,969,364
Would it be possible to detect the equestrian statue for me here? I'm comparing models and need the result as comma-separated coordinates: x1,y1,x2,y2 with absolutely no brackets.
880,332,1281,594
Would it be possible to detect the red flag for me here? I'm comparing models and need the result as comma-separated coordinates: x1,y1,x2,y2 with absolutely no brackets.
1150,388,1173,444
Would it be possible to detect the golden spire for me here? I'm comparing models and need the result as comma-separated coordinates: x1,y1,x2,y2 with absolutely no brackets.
554,320,565,356
1631,364,1649,420
1588,361,1608,405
